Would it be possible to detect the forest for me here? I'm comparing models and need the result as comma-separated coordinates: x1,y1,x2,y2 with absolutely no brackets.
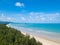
0,24,42,45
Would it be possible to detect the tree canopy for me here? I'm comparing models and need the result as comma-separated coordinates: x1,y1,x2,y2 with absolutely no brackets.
0,24,42,45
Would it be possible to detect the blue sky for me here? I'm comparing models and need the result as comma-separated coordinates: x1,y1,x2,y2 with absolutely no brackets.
0,0,60,23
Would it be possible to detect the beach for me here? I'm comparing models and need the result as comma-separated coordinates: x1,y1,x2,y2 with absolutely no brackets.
21,31,60,45
6,24,60,45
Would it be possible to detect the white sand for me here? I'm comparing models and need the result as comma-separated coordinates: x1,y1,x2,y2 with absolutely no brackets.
21,32,60,45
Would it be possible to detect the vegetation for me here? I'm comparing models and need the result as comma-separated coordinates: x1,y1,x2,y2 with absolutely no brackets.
0,24,42,45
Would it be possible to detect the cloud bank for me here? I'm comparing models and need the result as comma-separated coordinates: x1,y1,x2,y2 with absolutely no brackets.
17,12,60,23
0,12,60,23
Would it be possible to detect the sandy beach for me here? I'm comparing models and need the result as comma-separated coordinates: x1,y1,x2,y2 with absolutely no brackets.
21,32,60,45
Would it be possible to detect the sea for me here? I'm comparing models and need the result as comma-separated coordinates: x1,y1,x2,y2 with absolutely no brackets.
9,23,60,33
0,22,60,42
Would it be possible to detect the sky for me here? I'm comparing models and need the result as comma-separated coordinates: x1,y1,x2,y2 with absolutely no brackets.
0,0,60,23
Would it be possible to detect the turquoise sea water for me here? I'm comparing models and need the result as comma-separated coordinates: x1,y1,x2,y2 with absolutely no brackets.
9,23,60,33
0,21,60,33
1,22,60,42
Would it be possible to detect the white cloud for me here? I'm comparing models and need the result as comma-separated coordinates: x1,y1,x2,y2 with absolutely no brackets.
21,17,25,20
7,17,11,20
1,13,4,17
15,12,60,23
0,13,12,22
26,12,60,23
56,13,59,15
40,17,46,21
15,2,24,7
1,12,59,23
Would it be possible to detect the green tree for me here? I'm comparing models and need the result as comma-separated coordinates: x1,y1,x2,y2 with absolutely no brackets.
0,24,42,45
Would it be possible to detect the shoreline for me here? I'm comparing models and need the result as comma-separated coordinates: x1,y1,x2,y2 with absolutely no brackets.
21,31,60,45
6,24,60,45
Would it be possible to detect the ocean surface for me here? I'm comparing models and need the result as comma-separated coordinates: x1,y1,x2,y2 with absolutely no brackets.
1,22,60,42
9,23,60,33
